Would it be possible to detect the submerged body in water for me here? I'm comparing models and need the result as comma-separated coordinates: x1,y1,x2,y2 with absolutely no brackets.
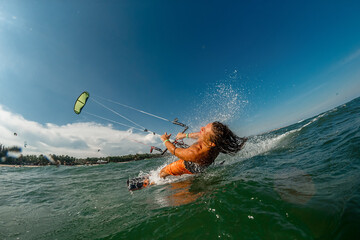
1,97,360,239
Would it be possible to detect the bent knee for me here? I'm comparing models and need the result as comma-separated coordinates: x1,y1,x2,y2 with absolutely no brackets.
159,169,169,178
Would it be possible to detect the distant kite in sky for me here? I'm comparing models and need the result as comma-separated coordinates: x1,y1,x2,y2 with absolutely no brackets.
74,91,89,114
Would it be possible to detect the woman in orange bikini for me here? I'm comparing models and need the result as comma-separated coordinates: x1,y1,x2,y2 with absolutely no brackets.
160,121,247,178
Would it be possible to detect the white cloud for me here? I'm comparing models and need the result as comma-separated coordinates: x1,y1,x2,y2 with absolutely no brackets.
0,105,162,158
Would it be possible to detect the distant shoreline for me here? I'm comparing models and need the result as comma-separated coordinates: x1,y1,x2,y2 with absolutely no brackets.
0,164,42,168
1,144,165,167
0,162,134,168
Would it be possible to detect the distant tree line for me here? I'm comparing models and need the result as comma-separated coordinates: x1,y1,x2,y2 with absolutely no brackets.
0,143,164,166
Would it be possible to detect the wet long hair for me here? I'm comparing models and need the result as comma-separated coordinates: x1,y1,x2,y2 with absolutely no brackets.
210,121,247,154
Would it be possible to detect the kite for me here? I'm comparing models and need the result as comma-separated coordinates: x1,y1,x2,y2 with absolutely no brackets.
74,91,89,114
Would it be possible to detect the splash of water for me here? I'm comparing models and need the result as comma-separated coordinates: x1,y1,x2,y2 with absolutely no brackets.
188,77,248,130
234,111,329,160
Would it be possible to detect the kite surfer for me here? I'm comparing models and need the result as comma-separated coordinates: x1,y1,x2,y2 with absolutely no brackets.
159,121,247,178
73,92,248,190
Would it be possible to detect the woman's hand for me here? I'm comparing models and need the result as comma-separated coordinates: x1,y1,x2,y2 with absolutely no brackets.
175,132,186,140
161,132,171,142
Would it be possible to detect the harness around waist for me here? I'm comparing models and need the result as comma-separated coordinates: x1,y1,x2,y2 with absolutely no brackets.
184,161,208,174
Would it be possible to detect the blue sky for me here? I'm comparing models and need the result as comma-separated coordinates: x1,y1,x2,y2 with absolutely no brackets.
1,0,360,157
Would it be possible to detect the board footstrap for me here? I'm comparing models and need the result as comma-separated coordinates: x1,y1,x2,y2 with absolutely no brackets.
127,176,150,191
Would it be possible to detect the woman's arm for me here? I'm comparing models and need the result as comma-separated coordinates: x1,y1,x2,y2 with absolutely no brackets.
161,132,203,163
176,132,200,140
164,141,203,162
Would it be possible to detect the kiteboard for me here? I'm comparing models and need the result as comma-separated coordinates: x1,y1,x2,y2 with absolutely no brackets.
127,175,151,191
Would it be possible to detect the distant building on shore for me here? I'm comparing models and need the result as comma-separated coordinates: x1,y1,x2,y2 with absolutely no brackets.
97,160,108,164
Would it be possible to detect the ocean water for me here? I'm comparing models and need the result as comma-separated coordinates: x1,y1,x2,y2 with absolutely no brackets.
1,97,360,240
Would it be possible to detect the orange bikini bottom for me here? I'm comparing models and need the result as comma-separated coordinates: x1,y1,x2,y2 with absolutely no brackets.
161,159,207,176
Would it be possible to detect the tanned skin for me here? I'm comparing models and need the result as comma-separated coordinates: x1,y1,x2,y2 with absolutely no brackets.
159,123,220,178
